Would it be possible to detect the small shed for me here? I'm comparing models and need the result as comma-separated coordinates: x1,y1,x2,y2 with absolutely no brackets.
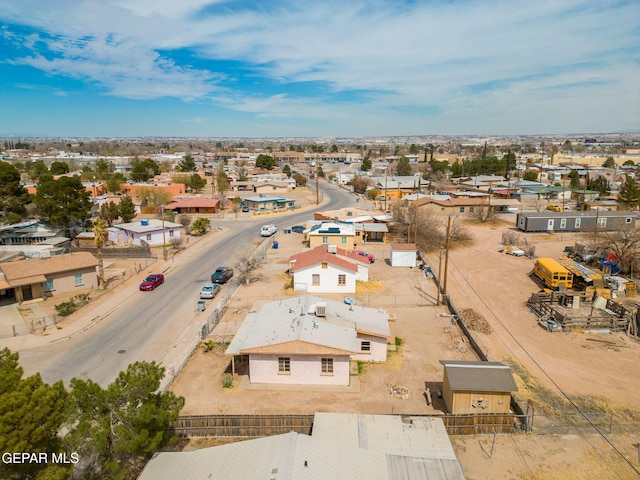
440,360,518,415
389,243,417,267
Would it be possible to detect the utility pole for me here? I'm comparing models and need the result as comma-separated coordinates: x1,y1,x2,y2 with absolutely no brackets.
161,205,167,261
315,160,319,205
413,197,418,244
437,247,444,306
384,177,388,212
562,179,566,211
442,216,452,298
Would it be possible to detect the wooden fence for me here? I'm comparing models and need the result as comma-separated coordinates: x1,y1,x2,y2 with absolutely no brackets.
172,414,315,438
170,412,529,438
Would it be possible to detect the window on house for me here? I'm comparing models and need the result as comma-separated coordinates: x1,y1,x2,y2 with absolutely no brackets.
44,279,54,291
341,236,347,244
560,219,567,229
597,217,607,227
361,341,371,352
322,236,328,244
625,217,632,224
146,233,152,241
469,207,474,212
312,274,320,285
169,230,174,237
74,273,83,286
459,207,465,213
321,358,333,374
321,262,328,269
278,357,290,373
338,274,346,286
575,218,581,228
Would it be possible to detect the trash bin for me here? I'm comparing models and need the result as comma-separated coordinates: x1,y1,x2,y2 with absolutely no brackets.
272,241,279,249
197,300,206,312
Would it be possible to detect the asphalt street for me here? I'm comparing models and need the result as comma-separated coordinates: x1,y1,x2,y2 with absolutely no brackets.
16,182,356,387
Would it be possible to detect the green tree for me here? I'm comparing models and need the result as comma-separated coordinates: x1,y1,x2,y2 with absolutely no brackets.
0,348,69,480
586,176,610,195
361,156,372,172
190,173,206,193
503,150,516,177
50,161,70,175
396,156,412,176
522,170,539,181
348,175,371,194
99,201,120,226
255,154,275,170
106,172,127,194
216,164,229,198
66,362,184,480
617,175,640,208
34,176,92,228
94,159,115,181
0,162,29,224
568,170,581,189
178,154,197,172
293,173,307,186
409,144,419,154
190,217,211,235
330,144,338,153
130,158,160,182
118,195,137,223
602,157,616,168
283,164,292,178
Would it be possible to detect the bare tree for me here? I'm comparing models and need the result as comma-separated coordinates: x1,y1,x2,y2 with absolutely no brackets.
470,205,495,223
595,227,640,274
93,217,107,288
236,244,267,285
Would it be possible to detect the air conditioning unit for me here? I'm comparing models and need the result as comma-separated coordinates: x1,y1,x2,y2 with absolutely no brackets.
315,302,327,317
328,245,337,254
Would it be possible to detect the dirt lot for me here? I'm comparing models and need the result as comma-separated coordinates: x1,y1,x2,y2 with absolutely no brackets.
169,217,640,479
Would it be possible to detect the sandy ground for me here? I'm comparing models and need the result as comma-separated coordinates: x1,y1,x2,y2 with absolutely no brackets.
169,216,640,479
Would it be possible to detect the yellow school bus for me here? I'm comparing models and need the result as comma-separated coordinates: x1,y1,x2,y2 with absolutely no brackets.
532,258,573,290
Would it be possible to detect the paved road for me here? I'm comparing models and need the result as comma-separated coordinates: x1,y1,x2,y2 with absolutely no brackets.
17,182,356,387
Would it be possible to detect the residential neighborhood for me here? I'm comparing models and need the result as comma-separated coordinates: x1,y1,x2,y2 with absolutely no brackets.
1,135,640,480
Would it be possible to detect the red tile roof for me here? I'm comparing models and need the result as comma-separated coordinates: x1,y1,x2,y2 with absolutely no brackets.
288,245,367,272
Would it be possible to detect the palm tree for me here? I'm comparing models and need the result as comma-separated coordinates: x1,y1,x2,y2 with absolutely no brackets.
93,217,107,288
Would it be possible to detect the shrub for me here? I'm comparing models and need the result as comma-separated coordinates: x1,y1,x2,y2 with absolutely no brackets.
222,374,233,389
55,301,77,316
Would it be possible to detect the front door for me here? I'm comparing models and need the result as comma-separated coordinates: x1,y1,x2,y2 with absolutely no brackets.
547,219,555,231
22,284,33,301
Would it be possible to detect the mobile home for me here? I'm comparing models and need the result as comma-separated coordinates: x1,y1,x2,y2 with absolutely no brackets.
516,211,636,233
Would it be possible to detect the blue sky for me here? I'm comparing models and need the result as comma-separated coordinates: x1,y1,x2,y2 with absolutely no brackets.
0,0,638,138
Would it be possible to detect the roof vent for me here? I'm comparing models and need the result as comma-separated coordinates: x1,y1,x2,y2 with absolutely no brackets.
315,302,327,317
141,219,149,226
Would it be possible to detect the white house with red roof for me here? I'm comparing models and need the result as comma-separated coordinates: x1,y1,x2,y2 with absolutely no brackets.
288,245,369,293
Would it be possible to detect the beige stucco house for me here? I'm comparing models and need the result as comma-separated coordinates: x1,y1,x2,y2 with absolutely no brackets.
0,252,98,303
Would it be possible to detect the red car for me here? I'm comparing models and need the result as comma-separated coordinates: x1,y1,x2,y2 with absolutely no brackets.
139,274,164,291
353,250,375,263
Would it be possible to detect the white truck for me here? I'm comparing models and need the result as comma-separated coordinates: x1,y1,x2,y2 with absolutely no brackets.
260,224,277,237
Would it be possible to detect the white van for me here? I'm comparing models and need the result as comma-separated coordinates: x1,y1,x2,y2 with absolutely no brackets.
261,224,277,237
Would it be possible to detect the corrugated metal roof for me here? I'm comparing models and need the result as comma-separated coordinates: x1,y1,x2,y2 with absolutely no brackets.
440,361,518,393
139,431,387,480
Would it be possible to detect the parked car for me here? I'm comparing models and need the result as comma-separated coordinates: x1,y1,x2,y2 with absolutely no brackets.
291,225,306,234
200,283,221,299
211,266,234,284
261,224,277,237
241,205,249,212
139,274,164,291
353,249,375,263
547,204,562,212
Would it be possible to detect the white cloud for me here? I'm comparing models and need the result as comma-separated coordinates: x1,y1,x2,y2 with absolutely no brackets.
0,0,638,133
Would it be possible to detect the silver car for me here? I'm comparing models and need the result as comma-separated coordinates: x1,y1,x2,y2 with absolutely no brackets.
200,283,221,299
